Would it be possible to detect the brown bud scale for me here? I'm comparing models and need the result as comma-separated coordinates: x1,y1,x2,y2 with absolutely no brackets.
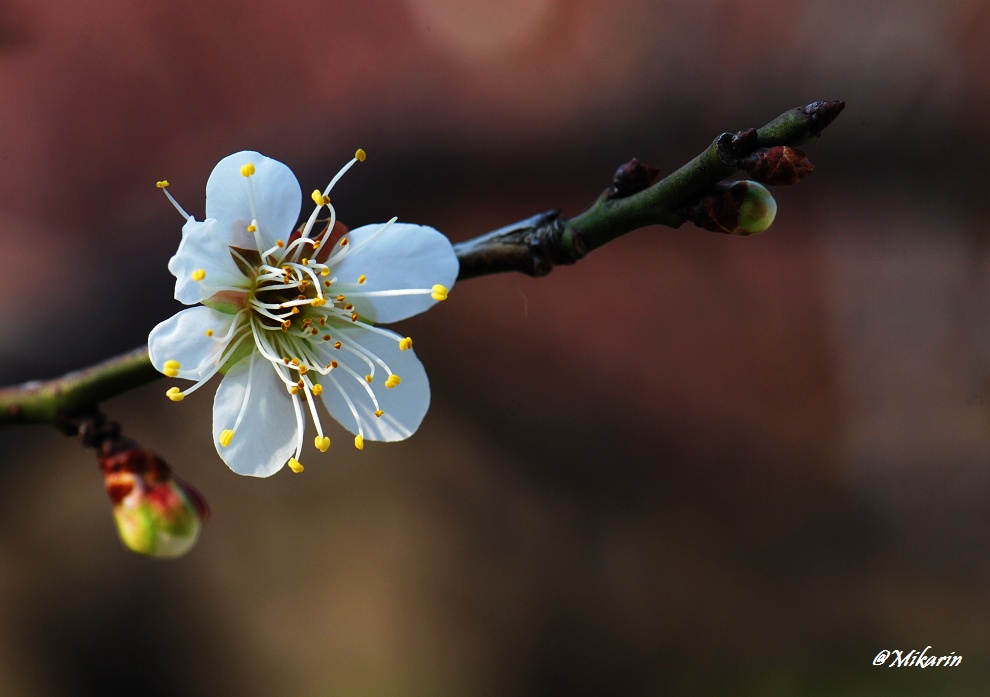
740,146,814,186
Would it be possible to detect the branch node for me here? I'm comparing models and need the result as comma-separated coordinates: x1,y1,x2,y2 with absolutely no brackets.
607,158,660,199
453,210,562,279
56,406,120,448
716,129,760,164
527,215,586,274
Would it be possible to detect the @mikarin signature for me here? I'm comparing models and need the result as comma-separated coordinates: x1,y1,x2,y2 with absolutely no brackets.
873,647,962,668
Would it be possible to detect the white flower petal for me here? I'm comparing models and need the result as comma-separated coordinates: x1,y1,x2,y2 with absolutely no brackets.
317,326,430,441
212,354,299,477
152,150,454,477
205,151,301,251
169,219,248,304
149,306,237,380
331,223,458,323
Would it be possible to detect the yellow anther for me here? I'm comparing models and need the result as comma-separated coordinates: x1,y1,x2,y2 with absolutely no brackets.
355,148,366,162
344,303,354,311
315,435,331,452
431,284,449,301
282,320,292,331
336,294,345,302
339,238,349,247
365,374,373,383
156,180,169,189
321,268,330,277
205,329,214,337
191,269,206,282
298,365,308,375
287,458,304,473
301,258,309,265
312,384,323,396
311,297,326,307
247,223,257,233
296,380,305,389
311,189,323,206
357,275,367,284
276,240,285,248
322,335,331,341
240,163,256,177
374,409,384,418
291,307,300,315
354,434,365,450
163,360,181,377
385,374,401,389
399,337,413,351
290,358,300,366
351,312,359,322
166,387,185,402
219,429,235,447
333,342,342,350
290,386,299,395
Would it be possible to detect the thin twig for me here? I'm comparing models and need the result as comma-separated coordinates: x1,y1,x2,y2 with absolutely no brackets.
455,100,844,278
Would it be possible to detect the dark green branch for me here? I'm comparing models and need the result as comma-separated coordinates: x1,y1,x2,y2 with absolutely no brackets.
455,100,844,278
0,101,844,427
0,347,159,428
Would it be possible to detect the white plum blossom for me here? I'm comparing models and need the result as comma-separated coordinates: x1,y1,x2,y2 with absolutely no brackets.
148,150,457,477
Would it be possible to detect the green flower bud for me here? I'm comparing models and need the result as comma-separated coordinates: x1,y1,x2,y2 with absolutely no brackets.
100,440,208,559
736,181,777,234
680,180,778,236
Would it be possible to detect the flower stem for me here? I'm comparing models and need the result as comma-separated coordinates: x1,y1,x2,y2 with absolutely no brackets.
0,101,843,427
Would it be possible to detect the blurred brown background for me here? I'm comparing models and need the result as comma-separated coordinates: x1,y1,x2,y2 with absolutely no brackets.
1,0,989,694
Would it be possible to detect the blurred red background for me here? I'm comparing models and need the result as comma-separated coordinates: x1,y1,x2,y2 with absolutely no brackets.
1,1,989,694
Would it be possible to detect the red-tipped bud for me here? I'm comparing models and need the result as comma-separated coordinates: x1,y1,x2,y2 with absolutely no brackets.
99,439,208,559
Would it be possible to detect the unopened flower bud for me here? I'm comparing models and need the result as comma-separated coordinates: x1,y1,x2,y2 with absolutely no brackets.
99,438,208,559
680,180,777,236
739,146,814,186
